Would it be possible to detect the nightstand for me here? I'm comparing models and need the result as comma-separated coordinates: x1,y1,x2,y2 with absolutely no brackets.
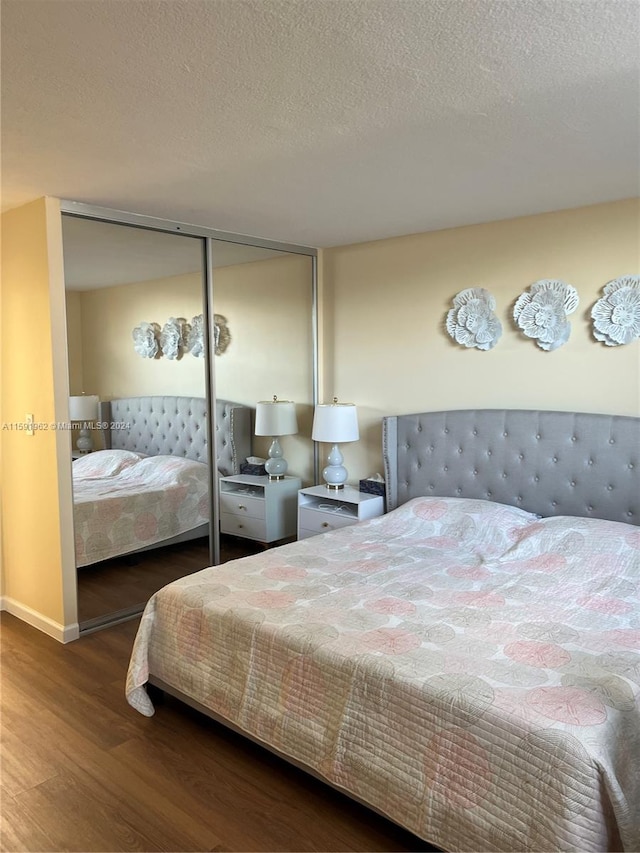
297,484,384,540
219,474,301,544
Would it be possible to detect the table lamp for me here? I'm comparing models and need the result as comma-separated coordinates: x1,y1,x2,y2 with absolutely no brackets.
69,394,99,453
254,396,298,480
312,398,359,489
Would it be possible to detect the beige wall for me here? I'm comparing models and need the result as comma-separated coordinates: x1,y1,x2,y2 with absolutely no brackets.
1,197,77,639
213,253,314,482
64,289,84,395
73,253,315,482
76,272,206,399
322,199,640,483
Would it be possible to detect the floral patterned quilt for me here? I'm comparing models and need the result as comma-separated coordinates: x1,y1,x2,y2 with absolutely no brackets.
73,450,209,567
126,496,640,852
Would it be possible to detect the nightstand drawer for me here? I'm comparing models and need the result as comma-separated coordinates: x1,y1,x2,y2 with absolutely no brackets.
219,492,266,521
220,512,267,540
298,507,356,534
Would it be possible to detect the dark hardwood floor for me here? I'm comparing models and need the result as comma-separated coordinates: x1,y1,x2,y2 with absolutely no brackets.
0,612,436,853
77,536,265,626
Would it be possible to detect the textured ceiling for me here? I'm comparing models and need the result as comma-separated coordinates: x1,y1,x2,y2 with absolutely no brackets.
2,0,639,248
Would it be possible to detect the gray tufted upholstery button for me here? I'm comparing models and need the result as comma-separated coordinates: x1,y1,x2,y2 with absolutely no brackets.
516,496,522,502
473,429,478,436
552,501,557,507
456,488,462,495
587,505,593,511
534,475,540,482
486,491,492,498
570,481,575,487
502,472,508,479
607,485,613,491
487,450,492,457
627,511,633,518
571,436,577,442
552,456,558,463
518,453,524,460
473,469,478,476
503,431,508,437
443,465,448,472
629,463,634,470
417,424,422,432
609,439,615,444
417,461,422,468
444,428,449,434
458,447,463,454
588,458,594,465
535,434,541,440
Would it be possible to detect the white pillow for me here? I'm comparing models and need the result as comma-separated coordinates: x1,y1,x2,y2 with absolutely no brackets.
119,454,207,485
403,496,540,558
72,449,146,479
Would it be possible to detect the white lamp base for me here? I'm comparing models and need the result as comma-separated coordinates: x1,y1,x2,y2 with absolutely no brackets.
265,436,288,480
76,427,93,454
322,443,348,489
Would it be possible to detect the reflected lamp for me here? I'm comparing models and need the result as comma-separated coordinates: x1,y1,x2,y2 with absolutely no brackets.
312,398,359,489
254,396,298,480
69,394,99,454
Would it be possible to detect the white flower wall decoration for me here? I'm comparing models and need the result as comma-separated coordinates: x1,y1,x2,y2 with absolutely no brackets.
513,279,579,351
591,276,640,346
446,288,502,350
160,317,190,360
188,313,231,357
132,322,161,358
213,313,231,355
188,314,205,358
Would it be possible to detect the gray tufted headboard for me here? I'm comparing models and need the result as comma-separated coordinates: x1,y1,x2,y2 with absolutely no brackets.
383,409,639,525
100,395,252,477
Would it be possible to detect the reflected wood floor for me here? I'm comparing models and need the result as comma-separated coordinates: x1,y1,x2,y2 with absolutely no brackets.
0,613,436,853
77,536,265,625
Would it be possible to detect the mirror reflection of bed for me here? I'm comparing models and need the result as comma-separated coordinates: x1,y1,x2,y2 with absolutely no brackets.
73,396,258,630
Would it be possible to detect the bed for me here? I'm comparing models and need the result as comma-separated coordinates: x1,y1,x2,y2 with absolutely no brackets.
74,395,251,567
125,409,639,852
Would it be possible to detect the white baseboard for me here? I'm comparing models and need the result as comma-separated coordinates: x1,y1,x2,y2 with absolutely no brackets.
0,597,79,643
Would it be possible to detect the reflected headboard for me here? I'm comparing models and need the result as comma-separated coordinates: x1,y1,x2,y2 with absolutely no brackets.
382,409,640,525
99,395,252,476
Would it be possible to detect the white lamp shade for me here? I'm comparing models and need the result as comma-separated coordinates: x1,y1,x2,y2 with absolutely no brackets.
312,402,359,443
255,399,298,436
69,395,99,421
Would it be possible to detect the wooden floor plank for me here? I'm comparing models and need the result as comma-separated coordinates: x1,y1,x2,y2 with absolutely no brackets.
0,612,434,853
77,536,263,624
0,792,60,853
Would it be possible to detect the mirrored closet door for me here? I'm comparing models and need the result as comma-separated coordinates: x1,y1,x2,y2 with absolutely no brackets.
61,207,317,632
62,215,211,630
210,240,315,561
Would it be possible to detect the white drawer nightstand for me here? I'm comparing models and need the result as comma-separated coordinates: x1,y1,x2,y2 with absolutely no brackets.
219,474,301,544
297,484,384,540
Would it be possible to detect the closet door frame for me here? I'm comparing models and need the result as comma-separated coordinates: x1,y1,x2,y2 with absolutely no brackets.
60,200,319,572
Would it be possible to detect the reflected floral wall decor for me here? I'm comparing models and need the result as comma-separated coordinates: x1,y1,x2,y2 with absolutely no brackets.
213,313,231,355
445,288,502,350
591,275,640,347
188,314,205,358
188,313,231,357
513,279,579,351
132,321,161,358
160,317,190,360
